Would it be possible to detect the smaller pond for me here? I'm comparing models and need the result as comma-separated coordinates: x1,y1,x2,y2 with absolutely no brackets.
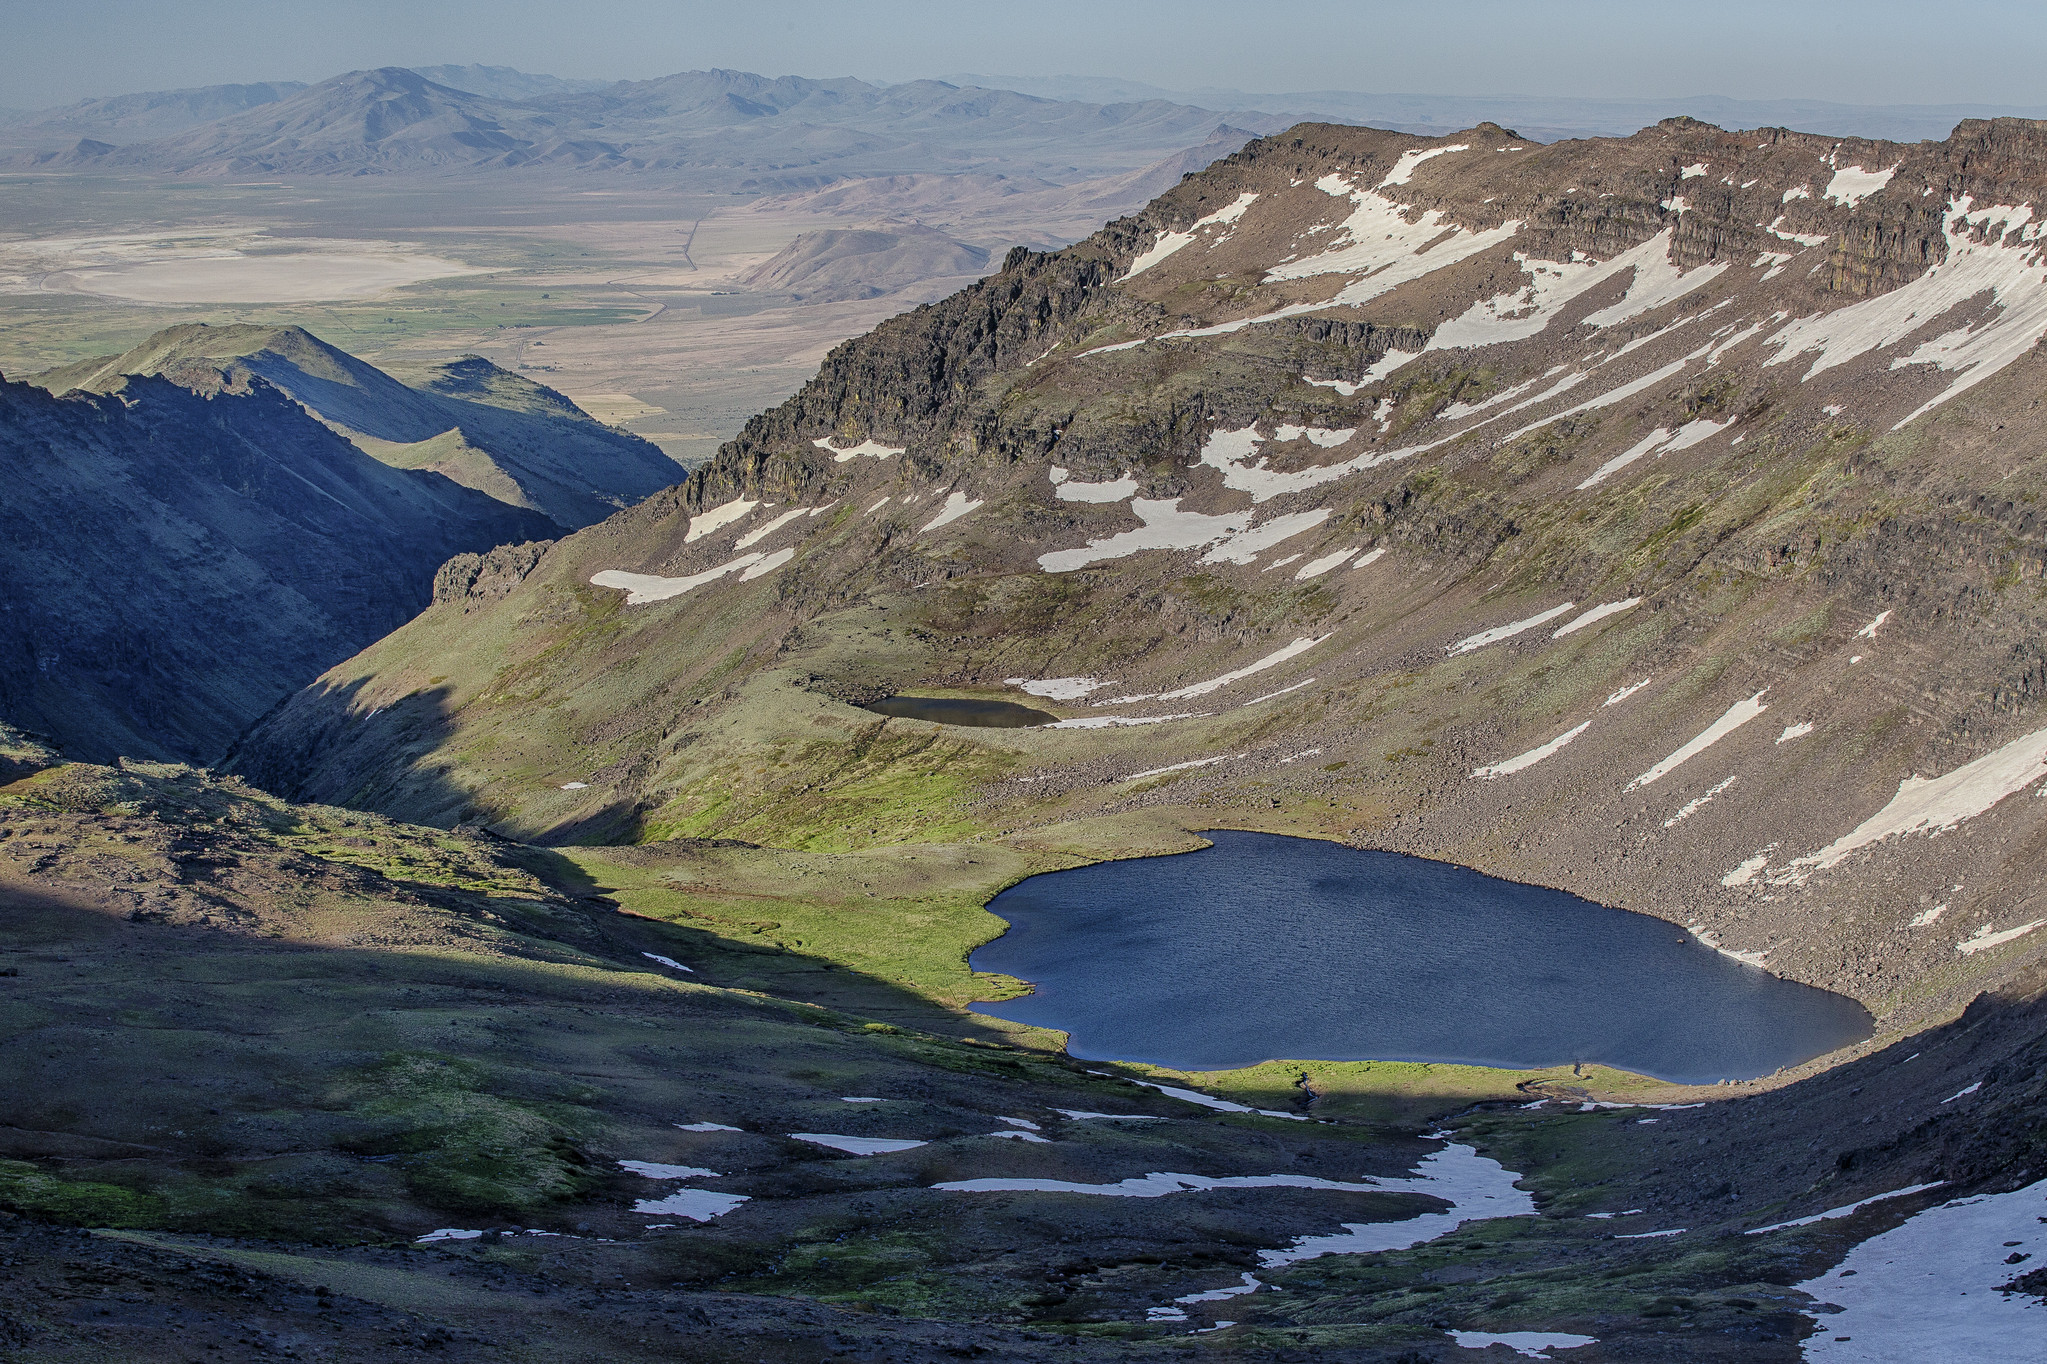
971,831,1873,1084
862,695,1057,728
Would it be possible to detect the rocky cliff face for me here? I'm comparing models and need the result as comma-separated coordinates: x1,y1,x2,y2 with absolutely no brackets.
234,114,2047,1057
0,372,553,763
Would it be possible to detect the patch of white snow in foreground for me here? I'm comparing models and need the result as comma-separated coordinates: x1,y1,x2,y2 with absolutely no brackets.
1793,1177,2047,1362
417,1228,485,1243
1745,1183,1944,1234
675,1122,740,1132
788,1134,926,1155
559,781,587,790
1450,604,1576,654
1006,676,1110,700
1856,609,1892,638
1259,1143,1537,1267
934,1171,1381,1197
683,496,758,542
1606,678,1652,705
618,1160,717,1180
1054,1109,1166,1121
1775,723,2047,879
1472,722,1591,779
1160,636,1327,699
641,952,692,973
1554,598,1642,637
813,437,903,462
633,1189,749,1220
920,491,982,532
839,1096,884,1103
1779,722,1815,744
1627,691,1769,790
1665,775,1738,828
1450,1331,1598,1357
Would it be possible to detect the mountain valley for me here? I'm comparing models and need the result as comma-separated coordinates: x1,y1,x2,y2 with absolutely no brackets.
6,77,2047,1362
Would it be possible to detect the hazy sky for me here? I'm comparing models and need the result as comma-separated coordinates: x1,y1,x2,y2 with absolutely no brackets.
4,0,2044,110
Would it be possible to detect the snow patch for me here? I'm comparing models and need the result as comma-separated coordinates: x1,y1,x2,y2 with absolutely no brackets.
1627,691,1769,790
1294,548,1359,579
920,491,982,532
1776,724,2047,880
683,496,757,542
1007,677,1110,700
1794,1178,2047,1362
675,1122,740,1132
1159,636,1326,698
813,437,903,462
1745,1182,1944,1234
1825,164,1898,208
1450,1332,1598,1358
1380,144,1471,186
641,953,692,973
1765,198,2047,429
733,507,810,550
1856,609,1892,639
1044,711,1203,730
1554,598,1642,637
632,1189,749,1220
1259,1143,1536,1268
1122,754,1242,782
1664,775,1738,828
619,1160,716,1180
788,1134,927,1155
1472,722,1591,779
592,550,787,604
1124,192,1260,279
1606,678,1653,705
1052,468,1140,503
1957,920,2046,955
1449,603,1576,654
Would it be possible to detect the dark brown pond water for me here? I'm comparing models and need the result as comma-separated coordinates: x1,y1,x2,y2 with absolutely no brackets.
862,695,1057,727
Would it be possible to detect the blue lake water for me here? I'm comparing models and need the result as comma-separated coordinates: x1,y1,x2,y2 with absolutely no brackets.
971,831,1872,1084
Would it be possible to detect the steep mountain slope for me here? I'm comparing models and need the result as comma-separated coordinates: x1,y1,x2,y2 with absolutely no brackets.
236,115,2047,1066
0,371,552,763
36,323,683,529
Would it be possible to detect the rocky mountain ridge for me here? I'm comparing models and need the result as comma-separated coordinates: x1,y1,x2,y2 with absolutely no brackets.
35,323,683,529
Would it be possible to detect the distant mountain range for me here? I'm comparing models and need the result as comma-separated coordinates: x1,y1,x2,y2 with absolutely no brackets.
943,72,2047,143
11,64,2047,177
3,66,1269,183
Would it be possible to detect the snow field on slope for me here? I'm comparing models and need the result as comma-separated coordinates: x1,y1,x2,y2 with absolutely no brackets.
1794,1178,2047,1362
1124,191,1260,279
683,495,758,542
1764,197,2047,429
